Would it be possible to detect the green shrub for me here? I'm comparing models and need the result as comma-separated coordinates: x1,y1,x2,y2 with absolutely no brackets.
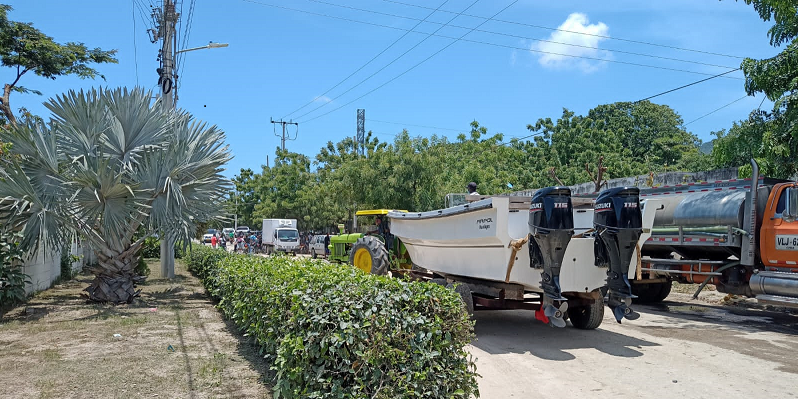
138,236,185,260
59,248,81,281
0,232,30,307
185,246,478,399
141,236,161,259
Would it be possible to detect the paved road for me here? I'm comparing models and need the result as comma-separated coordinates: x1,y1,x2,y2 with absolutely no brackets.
469,293,798,399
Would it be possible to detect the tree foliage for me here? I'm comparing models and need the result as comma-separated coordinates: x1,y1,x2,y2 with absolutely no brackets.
230,101,710,231
723,0,798,177
0,5,118,125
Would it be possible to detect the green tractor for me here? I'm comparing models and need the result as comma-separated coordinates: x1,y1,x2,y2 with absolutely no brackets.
328,209,413,275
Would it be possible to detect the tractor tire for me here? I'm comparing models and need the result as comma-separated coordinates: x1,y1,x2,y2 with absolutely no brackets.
349,236,390,276
632,281,672,304
447,282,474,316
568,293,604,330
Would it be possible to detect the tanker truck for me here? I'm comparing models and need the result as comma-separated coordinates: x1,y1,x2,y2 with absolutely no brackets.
577,160,798,308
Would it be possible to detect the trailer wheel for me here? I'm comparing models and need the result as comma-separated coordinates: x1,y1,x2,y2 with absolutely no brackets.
447,283,474,316
349,236,390,276
568,295,604,330
429,278,448,287
633,281,672,303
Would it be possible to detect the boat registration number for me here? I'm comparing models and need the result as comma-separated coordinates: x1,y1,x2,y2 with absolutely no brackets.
776,235,798,251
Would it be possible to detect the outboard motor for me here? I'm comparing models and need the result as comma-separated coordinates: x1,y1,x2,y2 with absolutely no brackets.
529,187,574,328
594,187,642,323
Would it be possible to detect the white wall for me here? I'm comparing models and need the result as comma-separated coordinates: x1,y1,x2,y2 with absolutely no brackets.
20,240,88,295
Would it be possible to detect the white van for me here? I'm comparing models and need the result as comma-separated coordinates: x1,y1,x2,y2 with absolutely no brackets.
310,235,328,258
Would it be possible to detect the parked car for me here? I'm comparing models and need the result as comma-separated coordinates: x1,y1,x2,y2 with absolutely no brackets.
310,234,327,258
222,227,235,238
202,228,218,244
236,226,250,235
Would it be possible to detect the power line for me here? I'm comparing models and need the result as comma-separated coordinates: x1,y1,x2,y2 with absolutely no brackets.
309,0,738,70
379,0,745,60
240,0,744,81
298,1,520,124
369,119,464,132
635,68,741,103
132,0,140,85
685,95,750,126
282,0,452,119
291,0,483,122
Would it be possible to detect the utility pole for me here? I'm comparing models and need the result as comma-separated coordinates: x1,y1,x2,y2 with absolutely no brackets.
155,0,179,279
356,109,365,156
270,118,298,152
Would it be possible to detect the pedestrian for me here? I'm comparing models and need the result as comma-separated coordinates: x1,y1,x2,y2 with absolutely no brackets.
467,182,480,196
324,233,331,256
211,234,218,248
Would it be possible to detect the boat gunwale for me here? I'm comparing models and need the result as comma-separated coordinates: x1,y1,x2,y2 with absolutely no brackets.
388,198,495,220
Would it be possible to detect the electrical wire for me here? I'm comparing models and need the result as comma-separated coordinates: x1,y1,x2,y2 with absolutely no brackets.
369,119,464,132
379,0,745,60
308,0,738,70
298,0,519,124
178,0,196,78
684,95,750,126
282,0,452,119
132,0,139,85
634,68,741,103
291,0,482,121
240,0,744,80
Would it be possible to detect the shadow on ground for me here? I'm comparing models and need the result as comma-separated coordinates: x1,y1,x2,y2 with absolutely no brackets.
471,309,660,361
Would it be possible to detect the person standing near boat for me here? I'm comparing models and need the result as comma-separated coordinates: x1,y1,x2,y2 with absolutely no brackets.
467,182,480,195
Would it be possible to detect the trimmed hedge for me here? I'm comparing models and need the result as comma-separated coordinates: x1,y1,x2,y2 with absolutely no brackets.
185,246,478,398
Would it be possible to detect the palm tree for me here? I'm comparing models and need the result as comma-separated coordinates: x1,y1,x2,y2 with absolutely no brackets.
0,87,231,303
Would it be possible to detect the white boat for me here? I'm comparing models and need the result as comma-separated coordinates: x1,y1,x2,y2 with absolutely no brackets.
388,196,659,295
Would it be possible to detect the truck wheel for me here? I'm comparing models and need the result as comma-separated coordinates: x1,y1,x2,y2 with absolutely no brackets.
568,295,604,330
632,281,672,303
447,282,474,316
349,236,390,276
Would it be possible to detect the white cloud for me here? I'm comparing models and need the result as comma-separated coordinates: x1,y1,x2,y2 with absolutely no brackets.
313,95,333,103
534,13,612,73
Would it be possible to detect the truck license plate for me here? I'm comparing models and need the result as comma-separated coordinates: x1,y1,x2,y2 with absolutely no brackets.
776,235,798,251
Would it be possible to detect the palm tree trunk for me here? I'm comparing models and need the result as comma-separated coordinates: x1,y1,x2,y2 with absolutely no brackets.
84,251,144,303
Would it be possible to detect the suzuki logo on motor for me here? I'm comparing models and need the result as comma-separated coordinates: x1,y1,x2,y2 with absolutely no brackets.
530,203,543,211
595,202,611,211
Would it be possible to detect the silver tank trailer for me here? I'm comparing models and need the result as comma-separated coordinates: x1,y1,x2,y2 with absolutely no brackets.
652,190,745,228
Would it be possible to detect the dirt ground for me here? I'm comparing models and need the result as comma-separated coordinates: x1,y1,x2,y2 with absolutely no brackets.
0,260,271,399
469,289,798,399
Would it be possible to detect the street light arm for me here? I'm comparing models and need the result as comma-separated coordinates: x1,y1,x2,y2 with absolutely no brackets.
176,42,229,54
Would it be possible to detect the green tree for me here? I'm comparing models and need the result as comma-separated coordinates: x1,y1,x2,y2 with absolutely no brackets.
231,168,260,228
0,87,231,303
736,0,798,177
0,5,117,125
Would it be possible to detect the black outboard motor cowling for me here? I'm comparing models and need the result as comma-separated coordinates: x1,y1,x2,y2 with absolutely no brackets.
529,187,574,327
593,187,642,323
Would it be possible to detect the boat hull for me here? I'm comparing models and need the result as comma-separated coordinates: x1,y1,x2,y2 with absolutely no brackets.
389,197,657,293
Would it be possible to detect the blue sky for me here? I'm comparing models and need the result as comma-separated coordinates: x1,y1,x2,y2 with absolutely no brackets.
6,0,778,178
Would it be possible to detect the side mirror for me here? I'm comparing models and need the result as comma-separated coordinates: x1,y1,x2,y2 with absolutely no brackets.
784,187,798,223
